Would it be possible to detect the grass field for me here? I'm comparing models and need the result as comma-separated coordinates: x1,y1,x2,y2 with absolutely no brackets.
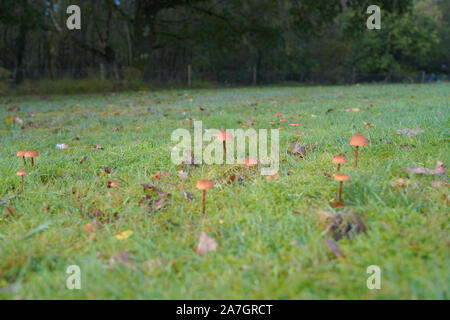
0,83,449,299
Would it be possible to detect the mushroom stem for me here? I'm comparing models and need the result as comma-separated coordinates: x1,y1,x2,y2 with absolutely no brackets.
338,181,343,202
337,163,341,172
189,120,192,130
223,140,226,162
354,146,359,167
31,157,34,168
202,190,206,214
22,156,26,167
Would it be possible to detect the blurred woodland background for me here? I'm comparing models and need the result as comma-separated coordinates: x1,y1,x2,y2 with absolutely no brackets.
0,0,448,94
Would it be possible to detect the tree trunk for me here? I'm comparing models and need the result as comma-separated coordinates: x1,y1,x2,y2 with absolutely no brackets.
14,24,27,84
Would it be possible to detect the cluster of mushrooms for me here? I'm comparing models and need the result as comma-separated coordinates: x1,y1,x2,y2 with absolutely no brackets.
14,131,369,213
15,150,39,191
331,134,369,207
195,130,370,213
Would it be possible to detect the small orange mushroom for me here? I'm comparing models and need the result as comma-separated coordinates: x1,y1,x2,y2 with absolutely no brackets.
196,179,214,214
290,123,300,127
17,150,27,166
24,150,39,168
216,130,233,159
363,121,374,134
186,117,194,130
16,170,28,191
349,134,368,167
333,173,350,207
332,155,347,172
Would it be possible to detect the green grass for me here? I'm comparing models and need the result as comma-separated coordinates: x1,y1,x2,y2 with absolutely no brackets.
0,83,449,299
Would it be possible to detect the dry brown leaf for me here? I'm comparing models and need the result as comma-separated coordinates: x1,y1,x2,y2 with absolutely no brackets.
94,144,104,150
177,170,188,180
402,161,446,177
396,127,425,137
431,181,449,188
325,239,344,258
108,251,131,266
196,232,218,255
107,180,121,188
79,155,88,164
390,178,415,187
289,141,307,157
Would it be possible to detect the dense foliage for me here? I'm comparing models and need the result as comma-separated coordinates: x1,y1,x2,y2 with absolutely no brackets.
0,0,447,84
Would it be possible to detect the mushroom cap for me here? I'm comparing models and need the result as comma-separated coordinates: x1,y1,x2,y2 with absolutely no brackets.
186,117,194,121
244,158,258,167
349,134,369,146
24,150,39,157
363,121,374,127
332,155,347,164
196,179,214,190
216,131,233,142
333,173,350,182
16,170,28,176
17,150,27,157
290,123,300,126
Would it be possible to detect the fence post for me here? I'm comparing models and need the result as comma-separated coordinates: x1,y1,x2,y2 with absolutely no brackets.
187,64,191,87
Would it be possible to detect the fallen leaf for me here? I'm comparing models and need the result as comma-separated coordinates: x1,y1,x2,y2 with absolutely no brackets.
396,127,425,137
14,117,23,124
289,142,307,157
7,106,20,112
319,209,366,241
5,116,15,124
94,144,104,150
196,232,218,255
5,206,17,218
108,251,131,266
183,191,195,201
107,180,121,188
390,178,414,187
402,161,446,177
115,230,133,240
431,181,449,188
177,170,188,180
79,155,88,164
325,239,344,258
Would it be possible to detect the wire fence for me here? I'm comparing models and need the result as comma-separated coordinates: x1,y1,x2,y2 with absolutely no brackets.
1,65,448,88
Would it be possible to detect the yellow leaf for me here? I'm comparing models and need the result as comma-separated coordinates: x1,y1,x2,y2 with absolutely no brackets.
352,108,360,112
5,116,14,124
115,230,133,240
